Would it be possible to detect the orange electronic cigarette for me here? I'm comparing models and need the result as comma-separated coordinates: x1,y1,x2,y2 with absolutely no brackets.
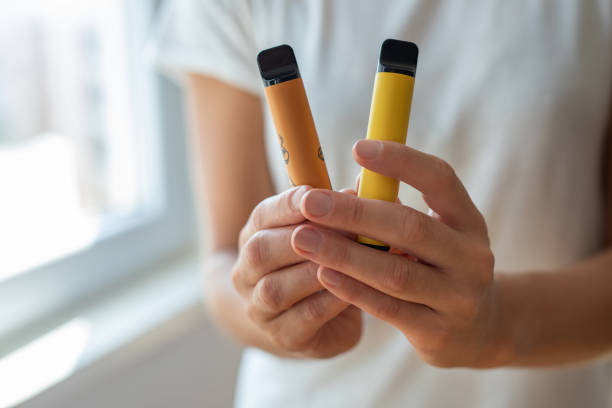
257,44,332,189
358,39,418,251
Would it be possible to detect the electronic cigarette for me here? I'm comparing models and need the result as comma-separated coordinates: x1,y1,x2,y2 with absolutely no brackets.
357,39,418,251
257,44,332,190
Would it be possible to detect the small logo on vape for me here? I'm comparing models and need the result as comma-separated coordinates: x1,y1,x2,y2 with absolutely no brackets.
317,147,324,161
279,135,289,164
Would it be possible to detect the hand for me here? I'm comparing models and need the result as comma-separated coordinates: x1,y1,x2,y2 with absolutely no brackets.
232,186,362,358
291,140,508,368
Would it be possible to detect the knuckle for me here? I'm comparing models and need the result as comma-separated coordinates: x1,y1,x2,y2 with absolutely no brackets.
348,197,366,226
374,298,401,320
425,327,453,356
305,261,319,277
475,213,490,243
286,339,308,353
433,158,456,186
400,208,426,243
238,224,249,248
272,332,302,353
330,241,352,268
382,260,411,293
472,245,495,286
245,302,260,321
268,328,286,348
230,265,241,289
301,298,326,322
250,205,264,232
283,188,296,212
302,262,320,284
456,293,480,320
256,276,283,311
481,249,496,274
243,231,267,267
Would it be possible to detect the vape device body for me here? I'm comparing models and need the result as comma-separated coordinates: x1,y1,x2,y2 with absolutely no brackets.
257,45,332,190
358,39,419,250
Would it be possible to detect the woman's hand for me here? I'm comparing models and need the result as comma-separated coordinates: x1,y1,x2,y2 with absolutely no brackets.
291,140,510,368
232,186,362,358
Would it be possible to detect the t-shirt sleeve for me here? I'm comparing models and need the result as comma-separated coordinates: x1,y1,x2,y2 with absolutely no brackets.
149,0,261,95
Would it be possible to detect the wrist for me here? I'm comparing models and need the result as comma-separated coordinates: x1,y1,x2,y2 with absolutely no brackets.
479,273,522,368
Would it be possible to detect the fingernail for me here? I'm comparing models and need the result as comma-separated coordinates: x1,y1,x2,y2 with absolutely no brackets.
319,267,342,287
291,186,308,211
293,228,322,253
355,140,381,159
303,191,332,217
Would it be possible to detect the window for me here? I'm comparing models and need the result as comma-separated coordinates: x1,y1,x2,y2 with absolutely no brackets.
0,0,194,340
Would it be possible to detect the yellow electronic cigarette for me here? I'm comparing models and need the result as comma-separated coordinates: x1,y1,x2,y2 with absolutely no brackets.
358,39,419,251
257,45,332,190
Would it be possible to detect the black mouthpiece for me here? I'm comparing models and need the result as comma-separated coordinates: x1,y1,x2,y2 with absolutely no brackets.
378,39,418,77
257,44,300,87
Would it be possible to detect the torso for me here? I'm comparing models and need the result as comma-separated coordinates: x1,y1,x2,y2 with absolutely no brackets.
236,1,612,406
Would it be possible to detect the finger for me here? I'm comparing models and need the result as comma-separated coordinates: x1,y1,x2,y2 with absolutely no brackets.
299,189,464,267
249,261,323,321
267,290,348,351
240,185,310,247
339,188,357,196
291,225,450,308
317,266,432,330
236,226,305,290
317,186,358,240
353,140,486,237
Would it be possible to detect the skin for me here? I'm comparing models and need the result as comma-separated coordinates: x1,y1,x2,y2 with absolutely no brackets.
186,75,360,357
187,73,612,366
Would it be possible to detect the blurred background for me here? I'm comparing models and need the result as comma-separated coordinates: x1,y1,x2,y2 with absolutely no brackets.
0,1,241,406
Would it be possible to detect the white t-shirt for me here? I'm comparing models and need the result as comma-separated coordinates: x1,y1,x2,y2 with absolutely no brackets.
153,1,612,407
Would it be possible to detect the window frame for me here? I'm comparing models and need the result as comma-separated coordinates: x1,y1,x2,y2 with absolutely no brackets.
0,0,195,342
